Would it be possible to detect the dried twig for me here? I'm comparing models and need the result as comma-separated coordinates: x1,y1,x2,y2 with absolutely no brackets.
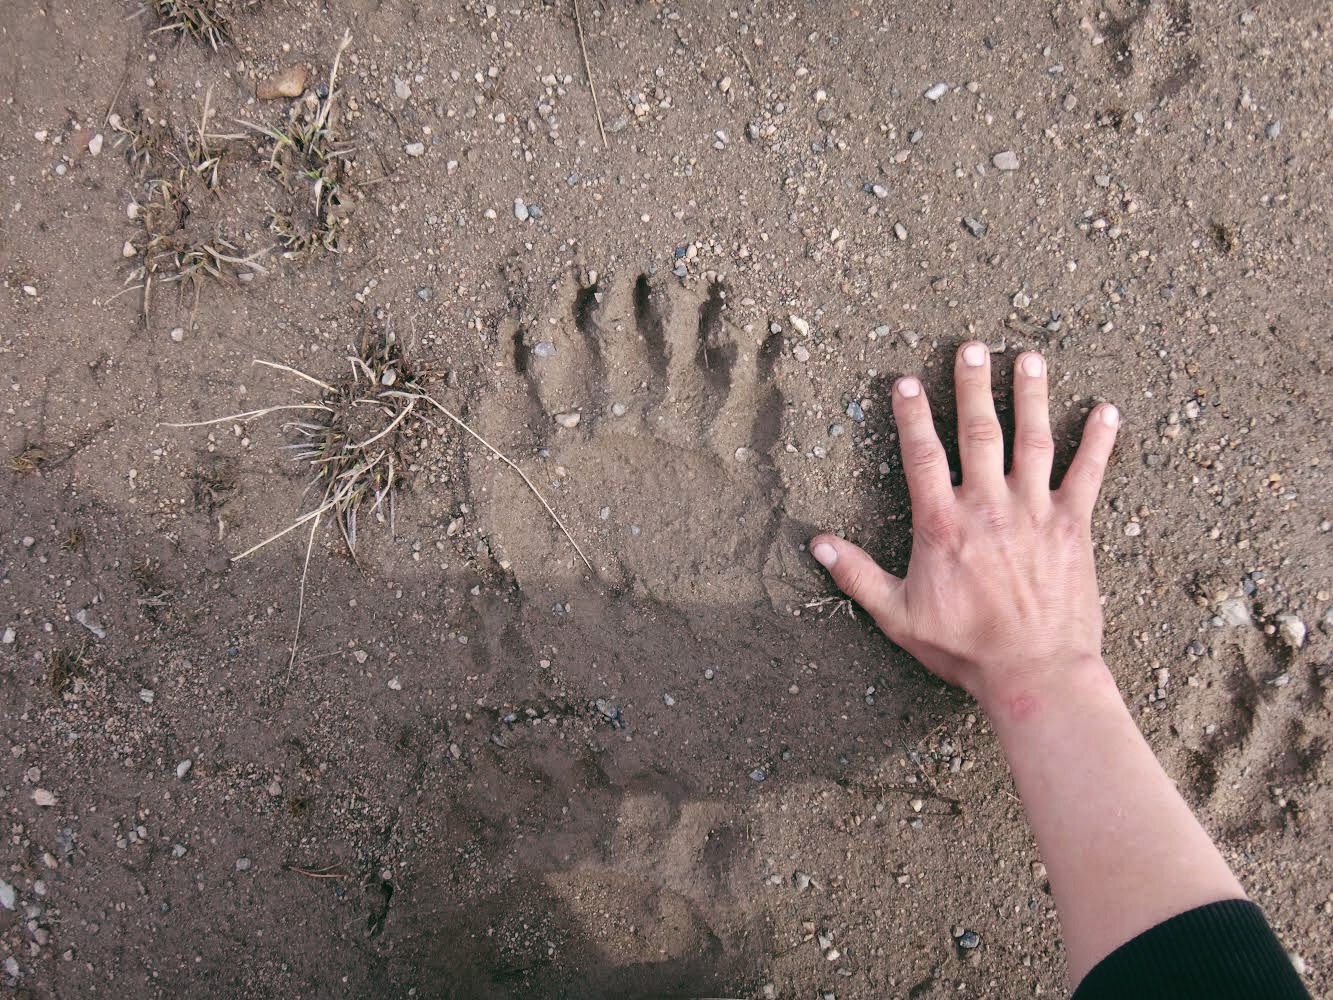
571,0,608,148
393,390,594,571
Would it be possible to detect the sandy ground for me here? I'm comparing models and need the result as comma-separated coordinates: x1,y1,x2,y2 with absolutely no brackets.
1,1,1330,997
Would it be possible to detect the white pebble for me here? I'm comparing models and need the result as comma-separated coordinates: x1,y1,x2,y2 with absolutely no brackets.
176,759,192,779
553,412,581,429
404,142,425,157
88,133,104,156
924,82,949,101
992,150,1020,171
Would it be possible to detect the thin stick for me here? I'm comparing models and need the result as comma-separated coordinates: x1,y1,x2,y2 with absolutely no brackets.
286,506,322,679
161,403,333,429
285,864,349,879
572,0,609,148
252,359,337,395
398,390,593,571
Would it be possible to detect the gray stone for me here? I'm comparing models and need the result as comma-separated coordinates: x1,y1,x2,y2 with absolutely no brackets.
962,216,987,237
924,82,949,101
992,150,1020,171
1216,597,1251,627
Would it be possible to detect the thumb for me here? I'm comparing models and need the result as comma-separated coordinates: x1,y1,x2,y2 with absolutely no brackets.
808,534,903,628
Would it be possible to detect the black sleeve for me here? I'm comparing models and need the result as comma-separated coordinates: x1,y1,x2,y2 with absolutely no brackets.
1071,899,1311,999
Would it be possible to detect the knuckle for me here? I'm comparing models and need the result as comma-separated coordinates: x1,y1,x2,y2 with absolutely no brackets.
916,503,960,546
973,501,1011,533
963,415,1003,445
1016,428,1054,454
904,439,946,471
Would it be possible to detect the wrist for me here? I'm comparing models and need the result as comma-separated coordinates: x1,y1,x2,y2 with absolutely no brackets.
976,654,1117,727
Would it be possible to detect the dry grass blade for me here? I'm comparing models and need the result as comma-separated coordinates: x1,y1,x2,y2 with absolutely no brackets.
162,403,333,429
397,390,594,572
252,360,335,394
571,0,609,148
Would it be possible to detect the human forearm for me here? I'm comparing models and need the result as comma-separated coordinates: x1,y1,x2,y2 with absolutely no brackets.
984,659,1246,985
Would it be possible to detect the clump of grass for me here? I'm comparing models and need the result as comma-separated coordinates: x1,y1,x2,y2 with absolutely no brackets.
238,31,354,255
164,327,592,674
152,0,258,51
117,89,266,323
49,644,90,696
9,446,45,475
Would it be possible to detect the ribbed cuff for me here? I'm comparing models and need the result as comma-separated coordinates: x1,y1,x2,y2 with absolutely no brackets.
1072,899,1310,1000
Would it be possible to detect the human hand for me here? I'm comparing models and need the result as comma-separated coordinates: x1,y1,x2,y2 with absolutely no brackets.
809,343,1121,709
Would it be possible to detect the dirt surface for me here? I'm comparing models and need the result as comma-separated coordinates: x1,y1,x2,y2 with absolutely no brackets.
1,2,1330,997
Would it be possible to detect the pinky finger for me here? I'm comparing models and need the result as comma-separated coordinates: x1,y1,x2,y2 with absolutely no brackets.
1058,403,1120,515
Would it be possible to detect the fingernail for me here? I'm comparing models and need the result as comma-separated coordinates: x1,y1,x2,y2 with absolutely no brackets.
811,542,839,569
1101,404,1120,428
897,377,921,398
962,343,988,367
1021,353,1045,377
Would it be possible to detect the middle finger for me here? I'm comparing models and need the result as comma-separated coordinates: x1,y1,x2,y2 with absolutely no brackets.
954,342,1005,493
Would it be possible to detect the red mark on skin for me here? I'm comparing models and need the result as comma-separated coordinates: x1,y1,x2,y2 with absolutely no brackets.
1004,690,1044,722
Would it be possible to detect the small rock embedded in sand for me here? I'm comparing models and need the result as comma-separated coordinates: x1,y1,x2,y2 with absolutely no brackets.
789,314,811,336
235,858,252,872
176,759,192,779
0,879,14,910
553,412,581,429
1,627,14,645
88,133,104,156
122,240,137,259
1275,614,1306,649
962,216,987,237
992,150,1020,171
394,78,412,101
257,65,308,100
73,608,106,639
1215,597,1251,627
924,82,949,101
32,789,56,808
513,199,529,221
404,142,426,157
792,344,811,363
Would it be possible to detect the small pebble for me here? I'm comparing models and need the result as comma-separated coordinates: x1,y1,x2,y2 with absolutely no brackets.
257,65,308,100
1276,614,1306,650
1,627,14,645
235,858,252,872
924,82,949,101
513,199,529,222
404,142,426,157
394,78,412,101
962,216,987,237
88,133,104,156
958,930,981,950
1216,597,1251,627
553,412,581,429
169,327,185,343
749,768,767,782
793,344,811,363
1265,121,1281,140
0,880,14,910
992,150,1020,171
846,401,865,423
893,222,907,241
176,759,192,779
789,314,811,336
32,789,57,808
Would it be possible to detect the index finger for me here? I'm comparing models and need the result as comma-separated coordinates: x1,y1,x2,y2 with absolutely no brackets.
893,377,957,534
